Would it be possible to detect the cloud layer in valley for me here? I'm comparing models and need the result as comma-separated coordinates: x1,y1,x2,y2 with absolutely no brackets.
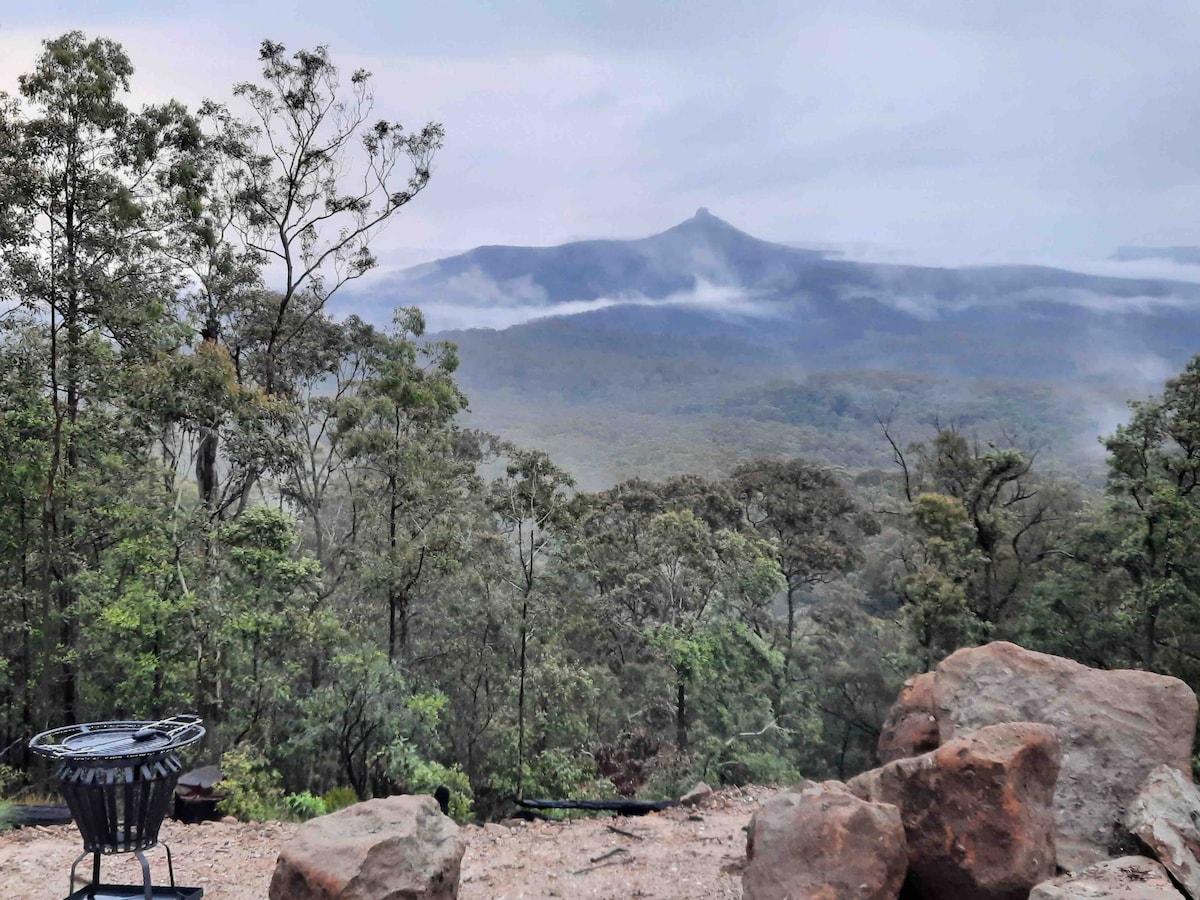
333,279,777,332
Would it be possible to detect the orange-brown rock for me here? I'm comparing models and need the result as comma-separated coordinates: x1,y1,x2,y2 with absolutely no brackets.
877,672,939,764
848,722,1060,900
269,795,464,900
933,641,1197,870
743,781,907,900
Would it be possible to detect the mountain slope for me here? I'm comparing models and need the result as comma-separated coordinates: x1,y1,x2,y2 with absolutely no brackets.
346,211,1200,485
360,208,1200,316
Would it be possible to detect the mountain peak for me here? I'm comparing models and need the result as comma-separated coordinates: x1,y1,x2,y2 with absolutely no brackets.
660,207,764,246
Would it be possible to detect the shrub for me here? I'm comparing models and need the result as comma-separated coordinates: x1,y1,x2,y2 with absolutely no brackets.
217,746,286,822
401,760,473,822
322,786,359,813
0,801,13,831
0,763,20,797
285,791,327,820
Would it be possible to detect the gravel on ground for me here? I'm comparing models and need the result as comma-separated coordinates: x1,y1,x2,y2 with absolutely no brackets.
0,786,776,899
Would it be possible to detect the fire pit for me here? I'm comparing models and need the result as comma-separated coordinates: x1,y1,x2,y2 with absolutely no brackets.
30,715,207,900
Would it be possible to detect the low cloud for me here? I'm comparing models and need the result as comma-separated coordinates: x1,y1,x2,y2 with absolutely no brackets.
362,278,783,332
849,284,1199,320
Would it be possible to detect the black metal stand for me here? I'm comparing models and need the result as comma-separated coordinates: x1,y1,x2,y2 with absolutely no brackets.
30,717,207,900
66,841,194,900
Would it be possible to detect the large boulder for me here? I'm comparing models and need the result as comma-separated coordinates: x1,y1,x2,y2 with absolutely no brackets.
877,672,939,764
848,722,1060,900
1127,764,1200,898
933,641,1197,870
269,795,464,900
742,780,907,900
1029,856,1184,900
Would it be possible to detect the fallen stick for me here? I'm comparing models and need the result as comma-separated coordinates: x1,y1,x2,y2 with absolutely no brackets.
589,848,628,864
606,824,643,840
572,850,633,876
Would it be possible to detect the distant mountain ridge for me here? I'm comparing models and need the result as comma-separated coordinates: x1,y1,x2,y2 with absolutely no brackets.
344,212,1200,486
357,209,1200,319
366,208,830,309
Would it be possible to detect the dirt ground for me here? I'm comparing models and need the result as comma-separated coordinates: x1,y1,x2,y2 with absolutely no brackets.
0,786,775,899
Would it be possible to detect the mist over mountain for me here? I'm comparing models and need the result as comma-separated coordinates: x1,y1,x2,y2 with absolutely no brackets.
343,211,1200,486
1111,246,1200,266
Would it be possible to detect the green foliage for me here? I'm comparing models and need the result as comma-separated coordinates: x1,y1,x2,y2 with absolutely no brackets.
7,24,1200,826
639,749,698,800
400,761,474,822
490,746,607,807
898,493,989,668
285,791,327,821
321,787,360,813
0,764,21,797
0,801,13,831
217,746,287,822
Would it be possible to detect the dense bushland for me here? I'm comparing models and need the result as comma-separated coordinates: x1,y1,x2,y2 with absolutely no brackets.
1,33,1198,822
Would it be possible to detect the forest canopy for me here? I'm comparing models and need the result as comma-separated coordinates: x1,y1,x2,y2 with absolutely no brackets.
1,33,1198,822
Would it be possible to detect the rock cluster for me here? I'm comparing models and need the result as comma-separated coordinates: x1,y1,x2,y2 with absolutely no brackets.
743,641,1200,900
935,641,1196,869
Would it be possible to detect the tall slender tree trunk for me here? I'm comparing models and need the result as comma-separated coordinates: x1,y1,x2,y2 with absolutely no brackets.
56,175,80,724
675,678,687,749
388,470,399,662
195,317,222,507
516,594,529,799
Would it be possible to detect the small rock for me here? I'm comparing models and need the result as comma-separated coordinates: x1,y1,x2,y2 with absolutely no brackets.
680,781,713,807
1030,856,1184,899
1127,764,1200,898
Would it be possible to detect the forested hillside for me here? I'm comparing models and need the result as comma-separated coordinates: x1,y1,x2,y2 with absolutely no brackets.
345,209,1200,486
2,33,1199,829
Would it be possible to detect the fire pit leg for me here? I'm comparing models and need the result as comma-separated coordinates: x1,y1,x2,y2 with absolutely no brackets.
68,849,94,893
135,849,153,900
163,841,177,887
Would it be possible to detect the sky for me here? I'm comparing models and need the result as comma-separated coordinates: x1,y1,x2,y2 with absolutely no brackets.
4,1,1200,273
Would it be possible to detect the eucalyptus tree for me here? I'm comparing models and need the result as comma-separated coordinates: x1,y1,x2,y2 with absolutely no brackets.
572,478,782,754
731,458,876,659
1101,354,1200,673
0,322,53,761
0,32,202,723
330,308,474,660
168,107,266,510
203,40,443,397
636,509,783,749
489,448,575,799
881,423,1081,638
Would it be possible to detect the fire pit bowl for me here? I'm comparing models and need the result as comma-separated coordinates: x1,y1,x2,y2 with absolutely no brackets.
31,715,206,900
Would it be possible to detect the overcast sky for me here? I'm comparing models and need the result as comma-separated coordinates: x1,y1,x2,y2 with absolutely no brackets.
4,1,1200,271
